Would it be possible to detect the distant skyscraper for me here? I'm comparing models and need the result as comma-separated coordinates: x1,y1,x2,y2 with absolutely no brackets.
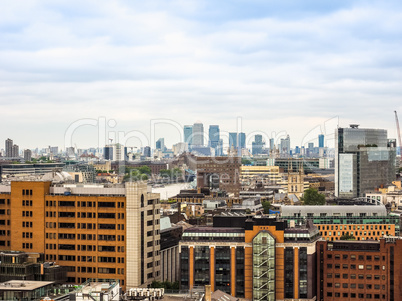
192,122,204,146
156,138,165,150
335,125,396,198
143,146,151,157
104,146,114,160
238,133,246,149
104,144,127,161
24,149,32,161
184,125,193,146
5,138,13,157
12,145,19,158
208,125,220,148
308,142,314,149
229,132,237,149
269,138,274,151
252,134,264,155
318,134,324,148
280,135,290,155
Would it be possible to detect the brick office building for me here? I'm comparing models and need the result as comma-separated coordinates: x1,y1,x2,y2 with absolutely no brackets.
195,157,241,197
317,238,402,301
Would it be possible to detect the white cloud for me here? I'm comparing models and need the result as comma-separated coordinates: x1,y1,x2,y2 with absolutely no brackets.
0,0,402,148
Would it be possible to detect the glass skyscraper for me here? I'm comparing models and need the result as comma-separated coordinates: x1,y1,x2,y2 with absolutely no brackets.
335,125,396,198
184,125,193,146
192,122,204,146
318,134,324,148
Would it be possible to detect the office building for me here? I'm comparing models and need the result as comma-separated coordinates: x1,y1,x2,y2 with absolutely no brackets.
280,205,399,240
24,149,32,162
160,217,183,283
269,138,275,151
317,238,402,301
318,134,324,148
229,133,237,150
143,146,151,158
335,125,396,198
156,138,165,151
195,156,241,197
0,252,66,283
104,144,128,161
252,135,264,156
280,135,290,155
238,132,246,150
208,125,220,150
184,125,193,147
180,216,320,300
0,181,161,290
5,139,13,158
192,122,204,146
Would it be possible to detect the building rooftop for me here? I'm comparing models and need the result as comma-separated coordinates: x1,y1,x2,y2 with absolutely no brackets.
0,281,54,291
280,205,387,217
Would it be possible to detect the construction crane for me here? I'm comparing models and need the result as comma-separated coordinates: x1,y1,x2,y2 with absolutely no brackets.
394,111,402,154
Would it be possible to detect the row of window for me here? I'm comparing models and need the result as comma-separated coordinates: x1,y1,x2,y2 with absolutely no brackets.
327,273,386,280
22,243,33,249
22,211,33,217
328,254,384,261
22,189,33,196
318,224,391,230
327,282,384,290
22,232,33,238
22,221,33,227
22,200,33,206
327,263,385,270
46,201,125,207
327,292,384,299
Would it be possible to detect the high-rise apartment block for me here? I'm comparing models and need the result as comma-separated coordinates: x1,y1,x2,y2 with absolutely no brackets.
24,149,32,162
335,125,396,198
5,139,13,158
12,145,19,158
0,181,161,289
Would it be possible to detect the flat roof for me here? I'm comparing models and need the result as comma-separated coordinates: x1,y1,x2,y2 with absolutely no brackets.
0,280,54,291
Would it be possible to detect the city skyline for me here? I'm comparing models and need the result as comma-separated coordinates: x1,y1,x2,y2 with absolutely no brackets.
1,1,402,148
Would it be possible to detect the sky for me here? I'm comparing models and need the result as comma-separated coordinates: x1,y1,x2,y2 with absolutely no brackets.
1,0,402,151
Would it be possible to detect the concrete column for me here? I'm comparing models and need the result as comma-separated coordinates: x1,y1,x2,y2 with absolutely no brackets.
210,246,215,291
294,247,299,299
230,246,236,297
189,246,194,290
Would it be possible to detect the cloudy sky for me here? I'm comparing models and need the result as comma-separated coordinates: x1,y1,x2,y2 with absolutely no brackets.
1,0,402,151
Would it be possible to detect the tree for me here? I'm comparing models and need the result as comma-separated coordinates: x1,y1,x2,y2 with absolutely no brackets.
242,158,252,165
340,232,355,240
262,201,271,214
301,188,325,205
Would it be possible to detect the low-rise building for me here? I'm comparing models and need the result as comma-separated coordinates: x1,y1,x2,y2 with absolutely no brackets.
279,205,399,241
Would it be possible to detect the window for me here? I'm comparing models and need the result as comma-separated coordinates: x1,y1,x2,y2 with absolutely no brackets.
358,265,364,270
